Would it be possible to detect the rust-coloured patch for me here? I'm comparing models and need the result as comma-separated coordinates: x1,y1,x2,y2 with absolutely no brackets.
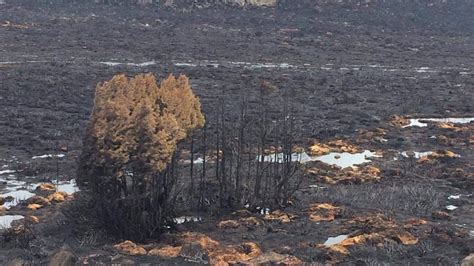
307,165,381,184
307,203,341,222
28,216,40,224
35,183,56,192
317,214,421,260
390,115,409,127
113,240,146,256
46,192,68,203
208,242,262,265
26,203,43,210
393,232,418,245
404,218,427,227
26,196,50,206
264,210,298,224
148,245,182,258
432,210,452,220
178,232,220,251
217,220,240,229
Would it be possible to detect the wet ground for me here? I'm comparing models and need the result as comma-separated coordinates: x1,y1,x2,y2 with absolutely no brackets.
0,1,473,265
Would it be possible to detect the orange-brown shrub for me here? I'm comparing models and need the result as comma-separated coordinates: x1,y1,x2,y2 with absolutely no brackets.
78,73,204,240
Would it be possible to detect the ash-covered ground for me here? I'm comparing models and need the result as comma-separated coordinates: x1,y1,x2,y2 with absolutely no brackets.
0,1,473,265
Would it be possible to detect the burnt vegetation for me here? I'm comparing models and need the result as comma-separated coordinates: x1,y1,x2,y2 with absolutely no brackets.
78,73,303,240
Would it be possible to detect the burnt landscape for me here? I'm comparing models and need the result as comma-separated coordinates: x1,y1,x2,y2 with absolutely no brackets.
0,0,473,265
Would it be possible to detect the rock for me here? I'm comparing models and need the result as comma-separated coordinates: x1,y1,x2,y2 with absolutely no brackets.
4,196,14,202
59,145,68,152
179,242,208,263
6,258,30,266
35,183,56,192
0,206,7,212
217,219,240,229
0,196,5,205
148,245,182,258
26,196,50,206
461,253,474,266
113,240,147,256
48,249,77,266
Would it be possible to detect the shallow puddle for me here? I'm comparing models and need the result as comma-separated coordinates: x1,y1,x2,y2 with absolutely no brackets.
98,61,156,67
401,151,434,159
55,179,79,194
403,117,474,128
174,216,202,224
0,177,79,209
446,205,458,211
448,195,461,200
32,154,65,159
400,151,460,159
324,235,348,246
257,150,380,168
0,215,24,229
0,170,16,175
1,190,36,209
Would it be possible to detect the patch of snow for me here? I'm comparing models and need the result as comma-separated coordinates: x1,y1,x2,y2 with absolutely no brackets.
403,117,474,128
1,190,36,209
324,235,348,246
175,62,198,67
257,150,380,169
174,216,202,224
32,154,65,159
448,195,461,200
0,170,15,175
98,61,156,67
446,205,458,211
54,180,80,194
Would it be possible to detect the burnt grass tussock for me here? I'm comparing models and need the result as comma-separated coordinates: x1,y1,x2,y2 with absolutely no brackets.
0,0,474,265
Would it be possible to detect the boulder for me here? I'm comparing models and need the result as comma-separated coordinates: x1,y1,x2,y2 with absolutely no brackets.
179,242,208,263
48,249,77,266
6,258,30,266
461,253,474,266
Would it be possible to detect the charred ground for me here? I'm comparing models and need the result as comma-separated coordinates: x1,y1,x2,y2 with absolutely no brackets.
0,1,473,265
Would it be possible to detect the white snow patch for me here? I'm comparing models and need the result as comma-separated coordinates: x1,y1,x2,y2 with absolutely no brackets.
446,205,458,211
32,154,65,159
